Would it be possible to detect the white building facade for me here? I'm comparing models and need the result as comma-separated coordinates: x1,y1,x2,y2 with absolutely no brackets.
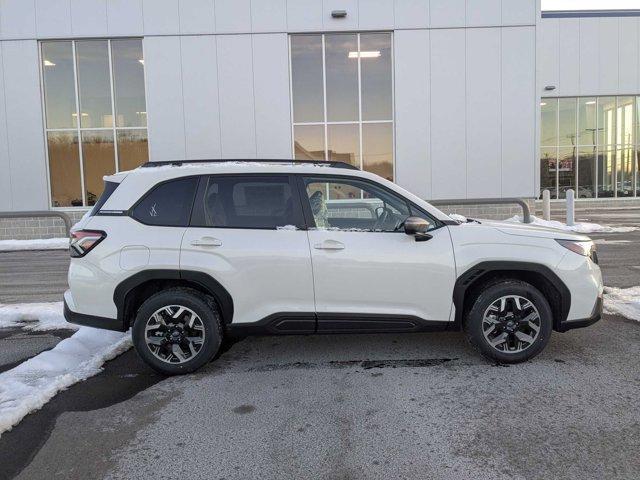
1,0,638,235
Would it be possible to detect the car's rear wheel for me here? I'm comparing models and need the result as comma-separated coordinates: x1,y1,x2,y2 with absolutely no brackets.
464,280,553,364
132,288,222,375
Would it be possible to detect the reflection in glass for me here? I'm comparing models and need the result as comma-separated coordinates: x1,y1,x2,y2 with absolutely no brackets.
540,146,557,198
558,98,576,147
597,145,615,197
325,34,358,122
577,98,597,145
363,123,393,181
82,131,115,205
294,125,325,160
47,132,82,207
540,100,557,146
42,42,76,129
117,129,149,171
360,33,392,121
577,148,596,198
558,147,576,198
291,35,324,123
112,39,147,127
327,123,359,167
597,97,616,146
618,96,634,146
76,41,112,128
617,145,634,197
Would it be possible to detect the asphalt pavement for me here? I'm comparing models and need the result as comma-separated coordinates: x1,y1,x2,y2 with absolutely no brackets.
0,208,639,479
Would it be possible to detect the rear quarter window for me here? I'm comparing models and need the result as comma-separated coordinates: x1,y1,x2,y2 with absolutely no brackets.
132,177,199,227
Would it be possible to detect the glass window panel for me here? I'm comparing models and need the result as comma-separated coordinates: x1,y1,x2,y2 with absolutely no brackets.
617,145,634,197
325,34,359,122
362,123,393,181
540,146,557,198
558,98,577,147
540,100,557,146
360,33,392,121
635,146,640,194
597,145,615,197
47,132,82,207
577,97,597,146
41,42,76,129
117,129,148,171
327,123,359,167
558,147,576,199
618,96,634,146
132,177,198,227
291,35,324,123
577,147,596,199
81,130,115,206
111,39,147,127
76,41,112,128
294,125,325,160
598,97,616,146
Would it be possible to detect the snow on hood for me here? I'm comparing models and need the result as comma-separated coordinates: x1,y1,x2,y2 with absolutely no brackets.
455,217,592,241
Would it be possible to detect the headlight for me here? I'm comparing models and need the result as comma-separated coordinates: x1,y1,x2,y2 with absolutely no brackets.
555,239,597,263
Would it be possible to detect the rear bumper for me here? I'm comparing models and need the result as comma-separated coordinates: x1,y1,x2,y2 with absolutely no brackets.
64,291,125,332
557,294,602,332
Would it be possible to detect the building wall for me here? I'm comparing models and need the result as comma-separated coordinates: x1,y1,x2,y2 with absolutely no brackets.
540,16,640,97
0,0,539,218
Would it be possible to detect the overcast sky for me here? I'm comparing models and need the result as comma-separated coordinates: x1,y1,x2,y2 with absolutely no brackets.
542,0,640,9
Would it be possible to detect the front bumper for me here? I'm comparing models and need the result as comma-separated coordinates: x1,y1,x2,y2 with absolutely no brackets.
64,291,125,332
557,294,602,332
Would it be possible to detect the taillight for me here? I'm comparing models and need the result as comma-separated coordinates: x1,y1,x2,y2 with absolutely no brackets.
70,230,106,258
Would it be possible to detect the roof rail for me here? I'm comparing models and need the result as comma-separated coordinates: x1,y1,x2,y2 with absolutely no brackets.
140,159,360,171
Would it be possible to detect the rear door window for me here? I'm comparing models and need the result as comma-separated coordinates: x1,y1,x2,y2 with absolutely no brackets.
191,175,302,229
132,177,198,227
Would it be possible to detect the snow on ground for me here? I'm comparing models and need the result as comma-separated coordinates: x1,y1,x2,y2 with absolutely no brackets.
0,302,77,331
0,238,68,252
604,286,640,322
507,215,637,233
0,327,131,435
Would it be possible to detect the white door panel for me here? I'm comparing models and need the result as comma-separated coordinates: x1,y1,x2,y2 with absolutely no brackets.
181,228,315,325
307,227,456,320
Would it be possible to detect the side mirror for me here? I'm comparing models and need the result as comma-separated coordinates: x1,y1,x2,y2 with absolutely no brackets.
404,216,432,242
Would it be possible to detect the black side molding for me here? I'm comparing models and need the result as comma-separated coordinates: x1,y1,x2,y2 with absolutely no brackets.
64,297,126,332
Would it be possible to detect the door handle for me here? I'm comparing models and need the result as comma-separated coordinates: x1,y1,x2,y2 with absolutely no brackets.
190,237,222,247
314,240,345,250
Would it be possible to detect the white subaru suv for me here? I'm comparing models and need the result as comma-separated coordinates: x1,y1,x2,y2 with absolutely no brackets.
64,160,603,375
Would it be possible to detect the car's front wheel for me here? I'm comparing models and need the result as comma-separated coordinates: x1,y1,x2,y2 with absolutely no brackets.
132,288,222,375
464,280,553,364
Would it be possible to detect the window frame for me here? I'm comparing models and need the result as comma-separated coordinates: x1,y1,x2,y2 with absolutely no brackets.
540,95,640,199
129,175,199,228
294,174,442,233
189,174,306,231
288,32,395,180
38,38,148,209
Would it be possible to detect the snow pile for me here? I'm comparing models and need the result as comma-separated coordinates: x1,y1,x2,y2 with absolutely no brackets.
0,238,68,252
0,302,77,331
603,286,640,321
507,215,637,233
0,327,131,435
448,213,468,223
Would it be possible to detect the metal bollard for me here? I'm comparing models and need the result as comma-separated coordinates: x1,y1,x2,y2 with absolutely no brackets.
566,189,575,226
542,190,551,221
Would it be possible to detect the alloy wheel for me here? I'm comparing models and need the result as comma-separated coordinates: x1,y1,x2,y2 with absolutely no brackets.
482,295,541,354
144,305,205,364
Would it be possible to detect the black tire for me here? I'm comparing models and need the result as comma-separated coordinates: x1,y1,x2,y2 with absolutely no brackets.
132,288,222,375
464,279,553,364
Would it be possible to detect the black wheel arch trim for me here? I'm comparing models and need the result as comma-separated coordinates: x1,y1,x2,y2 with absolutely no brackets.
452,261,572,331
113,269,234,329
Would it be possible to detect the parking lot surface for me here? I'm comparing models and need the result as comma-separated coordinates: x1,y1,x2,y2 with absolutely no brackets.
1,209,639,479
